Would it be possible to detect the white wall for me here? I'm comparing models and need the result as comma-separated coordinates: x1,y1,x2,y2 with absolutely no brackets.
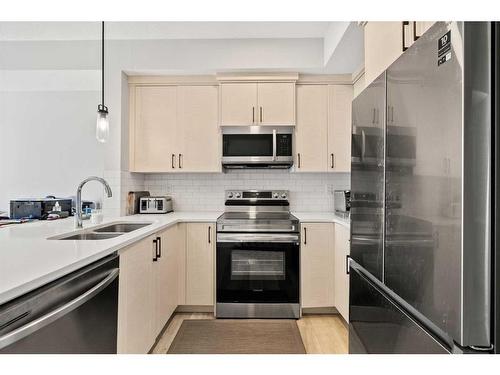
0,69,107,214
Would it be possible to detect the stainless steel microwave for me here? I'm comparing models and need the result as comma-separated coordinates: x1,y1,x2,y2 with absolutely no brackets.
222,126,293,169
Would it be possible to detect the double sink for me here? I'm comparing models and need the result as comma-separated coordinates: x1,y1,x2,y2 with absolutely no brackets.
51,222,152,241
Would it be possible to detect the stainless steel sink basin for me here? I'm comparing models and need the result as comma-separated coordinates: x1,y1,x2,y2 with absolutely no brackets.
50,221,153,241
94,223,151,233
58,232,123,240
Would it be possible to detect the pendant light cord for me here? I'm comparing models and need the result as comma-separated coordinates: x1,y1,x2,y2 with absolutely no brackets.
101,21,105,107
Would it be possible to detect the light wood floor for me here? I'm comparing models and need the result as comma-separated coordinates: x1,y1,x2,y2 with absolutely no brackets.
152,313,348,354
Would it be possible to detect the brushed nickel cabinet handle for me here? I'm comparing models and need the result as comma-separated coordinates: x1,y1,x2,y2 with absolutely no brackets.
331,153,335,169
260,107,263,123
208,226,211,244
304,227,307,245
298,153,301,168
252,107,255,123
179,153,183,169
171,154,175,169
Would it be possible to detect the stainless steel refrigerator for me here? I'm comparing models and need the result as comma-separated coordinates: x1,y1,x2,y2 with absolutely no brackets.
349,21,499,353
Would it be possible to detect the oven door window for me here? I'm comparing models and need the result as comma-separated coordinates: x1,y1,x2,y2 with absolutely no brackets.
222,134,273,157
217,241,299,303
231,250,285,281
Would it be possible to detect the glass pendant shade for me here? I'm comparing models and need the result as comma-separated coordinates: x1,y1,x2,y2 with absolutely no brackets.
96,105,109,143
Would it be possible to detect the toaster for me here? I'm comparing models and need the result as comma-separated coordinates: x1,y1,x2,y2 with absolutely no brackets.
139,196,173,214
334,190,351,217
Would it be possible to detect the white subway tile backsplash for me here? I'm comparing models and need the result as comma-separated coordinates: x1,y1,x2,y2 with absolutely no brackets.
142,171,350,212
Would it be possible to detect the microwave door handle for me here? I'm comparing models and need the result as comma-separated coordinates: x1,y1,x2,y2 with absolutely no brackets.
272,129,277,161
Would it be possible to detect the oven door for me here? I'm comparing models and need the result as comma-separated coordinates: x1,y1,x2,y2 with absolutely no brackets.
216,233,300,304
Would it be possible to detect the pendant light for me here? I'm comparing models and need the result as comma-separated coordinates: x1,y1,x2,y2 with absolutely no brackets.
96,21,109,143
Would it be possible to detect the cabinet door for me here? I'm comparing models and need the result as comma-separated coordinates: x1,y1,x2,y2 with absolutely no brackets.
328,85,353,172
153,225,179,336
334,224,350,322
186,223,215,305
177,223,186,305
257,82,295,125
414,22,435,39
117,237,155,354
301,223,335,308
177,85,221,172
131,86,177,172
295,85,328,172
364,22,405,86
220,83,257,126
153,232,168,337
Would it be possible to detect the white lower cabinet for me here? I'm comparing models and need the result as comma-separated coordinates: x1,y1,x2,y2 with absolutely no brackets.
334,223,350,322
117,235,156,354
185,223,215,305
118,223,185,354
300,223,335,308
300,222,351,322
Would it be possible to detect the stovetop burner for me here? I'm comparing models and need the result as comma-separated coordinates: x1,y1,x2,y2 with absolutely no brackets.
217,190,298,233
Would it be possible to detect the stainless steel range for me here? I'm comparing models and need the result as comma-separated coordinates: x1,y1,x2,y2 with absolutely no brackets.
215,190,300,319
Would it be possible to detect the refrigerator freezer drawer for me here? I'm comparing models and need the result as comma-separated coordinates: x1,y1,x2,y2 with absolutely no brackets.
349,262,450,354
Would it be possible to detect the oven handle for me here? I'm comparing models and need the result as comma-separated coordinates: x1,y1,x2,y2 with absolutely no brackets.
217,233,300,243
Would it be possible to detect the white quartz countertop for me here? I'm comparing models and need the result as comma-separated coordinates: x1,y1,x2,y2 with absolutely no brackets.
0,210,348,305
0,211,221,305
292,212,350,227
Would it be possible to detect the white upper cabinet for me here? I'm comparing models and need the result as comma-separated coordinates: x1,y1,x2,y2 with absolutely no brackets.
256,82,296,125
129,83,220,172
328,85,353,172
130,86,177,172
177,85,221,172
295,84,329,172
218,75,297,126
220,83,258,126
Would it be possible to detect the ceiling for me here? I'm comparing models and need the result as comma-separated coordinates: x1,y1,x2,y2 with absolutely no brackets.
0,22,364,74
0,22,332,40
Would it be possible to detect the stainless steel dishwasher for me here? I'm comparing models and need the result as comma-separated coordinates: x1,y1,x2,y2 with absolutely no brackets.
0,254,119,353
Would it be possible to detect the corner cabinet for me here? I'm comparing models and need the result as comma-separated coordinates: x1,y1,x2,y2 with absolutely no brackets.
218,74,297,126
295,84,353,172
129,83,220,173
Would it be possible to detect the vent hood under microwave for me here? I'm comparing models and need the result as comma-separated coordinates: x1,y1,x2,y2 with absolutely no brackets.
222,126,294,169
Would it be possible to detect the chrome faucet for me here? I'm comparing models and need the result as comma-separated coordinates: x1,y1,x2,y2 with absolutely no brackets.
75,176,112,229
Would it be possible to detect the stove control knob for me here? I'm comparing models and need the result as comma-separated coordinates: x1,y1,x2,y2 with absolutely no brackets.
281,193,287,199
235,192,241,198
227,192,233,198
273,192,279,199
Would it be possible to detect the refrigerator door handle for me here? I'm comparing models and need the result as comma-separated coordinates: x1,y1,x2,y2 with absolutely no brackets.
361,129,366,160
